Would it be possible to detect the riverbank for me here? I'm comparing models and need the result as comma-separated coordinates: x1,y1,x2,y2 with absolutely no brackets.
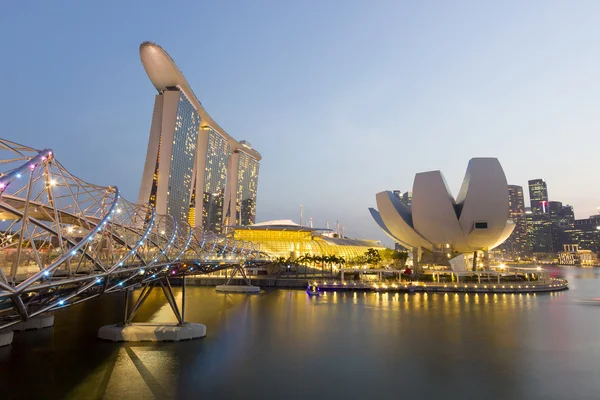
181,276,309,288
313,278,569,294
179,275,568,294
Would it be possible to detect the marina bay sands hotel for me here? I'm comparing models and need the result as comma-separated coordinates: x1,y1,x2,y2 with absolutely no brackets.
137,42,260,233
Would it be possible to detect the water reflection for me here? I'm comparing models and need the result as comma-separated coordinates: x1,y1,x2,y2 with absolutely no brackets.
1,267,599,400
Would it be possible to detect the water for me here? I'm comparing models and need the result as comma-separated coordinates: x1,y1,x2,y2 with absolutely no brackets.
1,267,600,399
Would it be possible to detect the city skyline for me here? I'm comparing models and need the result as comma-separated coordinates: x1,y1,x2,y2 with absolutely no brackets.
2,2,600,245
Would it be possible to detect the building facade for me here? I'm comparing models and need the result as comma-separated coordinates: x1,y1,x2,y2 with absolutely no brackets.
498,185,527,258
232,220,386,260
562,215,600,254
137,42,261,233
392,190,412,207
371,158,515,271
528,179,553,254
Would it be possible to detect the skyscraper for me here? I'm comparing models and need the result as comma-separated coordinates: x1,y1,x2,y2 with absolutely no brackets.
137,42,261,233
528,179,552,253
391,190,412,208
525,207,534,254
562,215,600,253
548,201,563,252
528,179,548,214
499,185,527,258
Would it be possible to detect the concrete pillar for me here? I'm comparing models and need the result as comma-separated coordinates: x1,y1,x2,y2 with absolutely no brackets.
12,313,54,331
412,247,421,273
0,330,13,347
483,249,490,270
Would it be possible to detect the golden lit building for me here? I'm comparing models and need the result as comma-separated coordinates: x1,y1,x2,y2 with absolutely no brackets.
232,220,385,259
137,42,261,233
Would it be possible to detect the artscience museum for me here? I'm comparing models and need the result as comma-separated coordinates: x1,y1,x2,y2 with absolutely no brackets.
370,158,515,270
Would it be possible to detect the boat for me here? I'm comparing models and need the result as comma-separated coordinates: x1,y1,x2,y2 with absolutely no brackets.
575,298,600,305
307,285,320,296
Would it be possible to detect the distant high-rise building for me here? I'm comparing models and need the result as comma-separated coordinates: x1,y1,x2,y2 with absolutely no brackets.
391,190,412,208
563,215,600,253
528,179,552,253
528,179,548,214
498,185,527,258
548,201,563,252
137,42,261,233
401,192,412,208
561,205,575,227
525,207,534,254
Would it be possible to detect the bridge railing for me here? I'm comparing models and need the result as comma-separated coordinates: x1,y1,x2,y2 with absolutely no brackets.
0,138,257,329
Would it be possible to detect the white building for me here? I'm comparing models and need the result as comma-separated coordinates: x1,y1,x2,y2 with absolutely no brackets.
370,158,514,269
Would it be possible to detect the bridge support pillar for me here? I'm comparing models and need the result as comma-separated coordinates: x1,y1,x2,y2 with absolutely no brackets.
12,313,54,331
98,276,206,342
0,329,13,347
216,263,260,293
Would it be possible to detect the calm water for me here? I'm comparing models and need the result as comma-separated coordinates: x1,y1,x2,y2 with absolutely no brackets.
1,267,600,399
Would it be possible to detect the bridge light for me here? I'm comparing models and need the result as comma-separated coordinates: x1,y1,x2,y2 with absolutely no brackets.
49,179,57,187
43,271,50,277
16,173,21,179
118,282,123,286
152,274,156,278
96,278,102,283
58,300,65,306
139,269,145,275
71,250,77,256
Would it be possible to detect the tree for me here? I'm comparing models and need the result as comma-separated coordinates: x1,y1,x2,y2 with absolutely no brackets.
388,250,408,269
364,248,382,266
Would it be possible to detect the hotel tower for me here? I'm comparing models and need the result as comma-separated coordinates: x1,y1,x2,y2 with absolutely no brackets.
137,42,260,233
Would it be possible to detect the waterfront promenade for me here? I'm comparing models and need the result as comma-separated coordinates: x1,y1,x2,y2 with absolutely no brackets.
183,264,569,294
0,267,598,400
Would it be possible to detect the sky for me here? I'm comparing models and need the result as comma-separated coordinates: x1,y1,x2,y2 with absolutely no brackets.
1,1,599,245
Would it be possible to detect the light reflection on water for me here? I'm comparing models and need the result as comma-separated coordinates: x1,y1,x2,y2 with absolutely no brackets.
0,268,599,400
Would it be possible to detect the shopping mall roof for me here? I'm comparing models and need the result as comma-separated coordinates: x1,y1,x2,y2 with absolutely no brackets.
231,219,323,232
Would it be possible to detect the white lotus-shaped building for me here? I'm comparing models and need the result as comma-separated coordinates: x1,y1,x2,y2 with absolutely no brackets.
370,158,514,261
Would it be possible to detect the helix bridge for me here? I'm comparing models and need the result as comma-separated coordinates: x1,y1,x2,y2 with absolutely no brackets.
0,139,262,330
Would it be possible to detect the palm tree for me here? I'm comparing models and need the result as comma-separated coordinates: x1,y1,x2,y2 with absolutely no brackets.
322,255,332,276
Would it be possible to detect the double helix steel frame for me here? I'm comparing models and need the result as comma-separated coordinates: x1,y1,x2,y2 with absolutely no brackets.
0,139,261,329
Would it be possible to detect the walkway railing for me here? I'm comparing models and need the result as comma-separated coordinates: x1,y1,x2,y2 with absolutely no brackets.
0,139,258,329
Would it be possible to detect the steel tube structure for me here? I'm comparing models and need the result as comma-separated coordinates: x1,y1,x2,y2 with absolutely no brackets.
0,139,263,328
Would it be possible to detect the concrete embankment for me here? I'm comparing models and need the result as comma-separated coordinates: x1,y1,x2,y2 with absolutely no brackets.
174,276,568,294
179,276,309,289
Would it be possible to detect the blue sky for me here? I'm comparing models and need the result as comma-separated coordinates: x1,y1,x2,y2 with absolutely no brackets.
1,1,599,244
